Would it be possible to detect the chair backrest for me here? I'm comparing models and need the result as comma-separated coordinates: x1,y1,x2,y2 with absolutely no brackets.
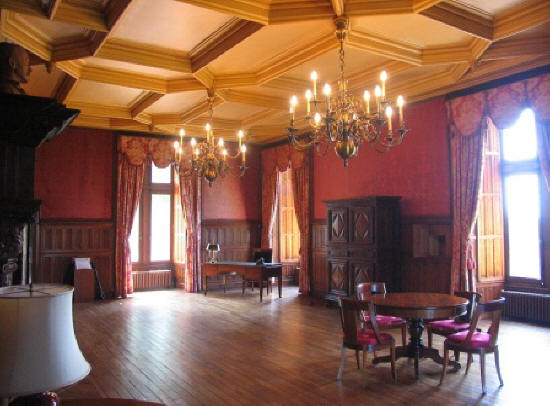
454,291,482,323
463,297,505,348
339,297,385,347
356,282,386,300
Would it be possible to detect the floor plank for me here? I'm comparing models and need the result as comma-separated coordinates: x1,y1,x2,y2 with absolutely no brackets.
58,287,550,405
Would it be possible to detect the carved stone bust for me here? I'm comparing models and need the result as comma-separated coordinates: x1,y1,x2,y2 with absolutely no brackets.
0,42,31,95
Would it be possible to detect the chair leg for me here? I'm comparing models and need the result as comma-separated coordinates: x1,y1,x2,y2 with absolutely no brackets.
390,342,397,383
494,346,504,387
242,280,245,295
439,344,449,386
465,353,473,375
454,350,460,362
355,350,361,369
401,325,407,347
362,349,367,369
427,327,433,349
223,275,227,294
337,346,346,380
480,350,487,395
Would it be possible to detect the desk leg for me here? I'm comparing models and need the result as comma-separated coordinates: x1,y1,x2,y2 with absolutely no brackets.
203,274,207,296
259,280,263,303
278,274,282,298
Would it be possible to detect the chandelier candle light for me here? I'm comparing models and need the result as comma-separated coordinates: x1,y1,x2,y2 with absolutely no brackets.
173,91,247,186
287,16,408,166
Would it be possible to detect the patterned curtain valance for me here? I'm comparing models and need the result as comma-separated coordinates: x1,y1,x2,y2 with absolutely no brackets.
118,136,174,168
447,73,550,137
261,143,310,174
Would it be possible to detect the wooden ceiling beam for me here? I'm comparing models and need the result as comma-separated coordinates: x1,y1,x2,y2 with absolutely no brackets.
330,0,345,16
66,101,132,119
130,91,164,118
174,0,269,24
46,0,62,19
347,30,423,65
241,108,282,128
0,11,52,60
0,0,44,17
345,60,415,90
421,37,490,65
412,0,443,13
268,1,333,24
53,0,108,31
219,90,288,110
493,0,550,40
79,65,168,93
52,72,77,103
344,1,413,16
420,1,493,40
480,35,550,61
97,39,192,73
188,116,242,130
190,18,263,72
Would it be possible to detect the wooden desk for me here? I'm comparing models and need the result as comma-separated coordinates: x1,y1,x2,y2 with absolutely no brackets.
371,292,468,379
202,262,282,303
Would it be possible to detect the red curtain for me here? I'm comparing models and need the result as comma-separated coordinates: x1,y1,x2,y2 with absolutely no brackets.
261,145,312,294
115,136,174,297
115,154,145,298
179,173,202,292
292,156,311,295
447,72,550,293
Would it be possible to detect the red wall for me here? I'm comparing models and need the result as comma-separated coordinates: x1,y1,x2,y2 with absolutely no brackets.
201,144,261,220
35,127,114,219
314,97,450,219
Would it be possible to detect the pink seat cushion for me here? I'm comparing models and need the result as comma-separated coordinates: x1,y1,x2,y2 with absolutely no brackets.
447,331,491,348
429,319,471,335
361,312,405,328
356,328,393,346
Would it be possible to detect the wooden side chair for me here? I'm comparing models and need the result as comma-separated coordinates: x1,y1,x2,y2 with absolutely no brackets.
337,297,397,382
356,282,407,346
427,291,482,352
439,297,505,394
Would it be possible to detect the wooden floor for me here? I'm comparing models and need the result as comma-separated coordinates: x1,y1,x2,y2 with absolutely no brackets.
60,287,550,406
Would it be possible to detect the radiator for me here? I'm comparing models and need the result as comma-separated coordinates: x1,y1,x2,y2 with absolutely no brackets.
132,270,173,290
502,290,550,323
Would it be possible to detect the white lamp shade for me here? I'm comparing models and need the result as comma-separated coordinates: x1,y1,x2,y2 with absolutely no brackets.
0,284,90,397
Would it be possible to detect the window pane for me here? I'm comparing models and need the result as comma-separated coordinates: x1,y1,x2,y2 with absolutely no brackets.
151,194,171,261
152,164,171,184
129,205,139,263
502,108,538,162
504,173,541,279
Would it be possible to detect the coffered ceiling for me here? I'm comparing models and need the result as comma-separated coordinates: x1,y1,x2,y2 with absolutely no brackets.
3,0,549,144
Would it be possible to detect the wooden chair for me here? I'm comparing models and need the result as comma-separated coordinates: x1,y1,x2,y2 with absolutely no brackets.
439,297,505,394
427,291,482,351
356,282,407,346
337,297,397,382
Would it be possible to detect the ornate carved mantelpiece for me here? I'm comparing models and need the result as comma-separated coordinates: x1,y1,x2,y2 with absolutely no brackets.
0,43,79,286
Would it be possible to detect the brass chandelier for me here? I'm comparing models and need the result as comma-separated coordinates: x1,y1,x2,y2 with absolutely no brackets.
287,16,408,166
173,91,247,186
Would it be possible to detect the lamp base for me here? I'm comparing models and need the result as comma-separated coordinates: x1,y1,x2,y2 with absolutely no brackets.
9,392,58,406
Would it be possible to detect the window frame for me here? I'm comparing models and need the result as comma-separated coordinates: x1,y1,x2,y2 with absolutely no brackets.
500,112,545,290
131,162,175,272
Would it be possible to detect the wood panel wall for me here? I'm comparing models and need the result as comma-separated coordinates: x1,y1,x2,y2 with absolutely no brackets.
311,219,328,298
400,216,452,293
38,219,115,297
201,220,260,262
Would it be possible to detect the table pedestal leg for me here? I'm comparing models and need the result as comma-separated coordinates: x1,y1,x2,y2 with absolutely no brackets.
373,318,461,378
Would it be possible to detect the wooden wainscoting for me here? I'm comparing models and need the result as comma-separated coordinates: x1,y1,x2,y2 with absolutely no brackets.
201,219,260,262
311,219,328,298
400,216,452,293
38,219,115,297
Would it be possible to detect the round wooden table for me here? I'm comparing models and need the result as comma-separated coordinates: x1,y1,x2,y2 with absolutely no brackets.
371,292,468,379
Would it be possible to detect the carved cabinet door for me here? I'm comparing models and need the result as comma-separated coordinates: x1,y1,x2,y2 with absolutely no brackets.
349,206,374,245
328,207,348,243
328,258,348,296
349,261,374,295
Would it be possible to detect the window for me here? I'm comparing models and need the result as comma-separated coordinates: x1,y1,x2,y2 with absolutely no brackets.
129,163,186,271
274,169,300,262
475,108,543,286
501,109,542,281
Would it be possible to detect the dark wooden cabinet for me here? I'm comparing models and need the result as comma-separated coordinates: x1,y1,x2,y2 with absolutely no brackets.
325,196,401,304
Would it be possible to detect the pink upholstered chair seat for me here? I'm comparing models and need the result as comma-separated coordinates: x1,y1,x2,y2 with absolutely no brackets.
361,312,405,327
356,328,393,346
447,331,492,348
428,319,470,334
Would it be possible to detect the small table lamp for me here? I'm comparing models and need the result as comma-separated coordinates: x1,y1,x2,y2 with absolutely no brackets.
206,243,220,263
0,284,90,405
